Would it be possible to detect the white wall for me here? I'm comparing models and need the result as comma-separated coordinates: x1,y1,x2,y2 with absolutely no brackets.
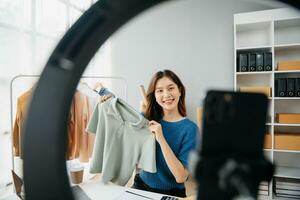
106,0,283,123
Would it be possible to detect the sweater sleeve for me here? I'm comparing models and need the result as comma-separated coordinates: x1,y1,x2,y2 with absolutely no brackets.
98,87,115,97
178,124,198,168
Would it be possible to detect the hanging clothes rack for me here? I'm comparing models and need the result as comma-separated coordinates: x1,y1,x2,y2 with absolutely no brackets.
10,74,127,171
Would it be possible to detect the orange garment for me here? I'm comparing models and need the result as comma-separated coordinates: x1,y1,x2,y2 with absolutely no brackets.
67,91,95,162
12,89,33,157
79,95,95,162
67,94,77,160
12,89,95,160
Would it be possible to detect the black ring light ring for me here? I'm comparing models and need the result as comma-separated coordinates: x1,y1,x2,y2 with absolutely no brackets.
22,0,299,199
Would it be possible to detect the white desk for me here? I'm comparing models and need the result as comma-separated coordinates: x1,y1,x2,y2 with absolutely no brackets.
1,183,166,200
79,182,167,200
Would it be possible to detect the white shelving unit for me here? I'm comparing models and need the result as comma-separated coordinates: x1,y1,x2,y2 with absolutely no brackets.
234,8,300,199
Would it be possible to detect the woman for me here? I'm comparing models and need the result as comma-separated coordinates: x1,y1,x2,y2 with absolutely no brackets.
132,69,198,197
100,69,198,197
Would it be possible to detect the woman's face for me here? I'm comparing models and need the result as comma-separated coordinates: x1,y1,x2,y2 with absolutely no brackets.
154,76,181,113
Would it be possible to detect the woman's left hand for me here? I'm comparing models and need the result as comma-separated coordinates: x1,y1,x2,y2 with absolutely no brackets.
149,120,165,144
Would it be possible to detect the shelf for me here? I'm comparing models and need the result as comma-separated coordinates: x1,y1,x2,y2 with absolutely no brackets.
274,43,300,51
274,97,300,100
264,149,272,152
274,149,300,154
274,166,300,179
273,196,300,200
236,45,272,50
274,123,300,127
236,71,272,75
275,70,300,74
235,9,300,199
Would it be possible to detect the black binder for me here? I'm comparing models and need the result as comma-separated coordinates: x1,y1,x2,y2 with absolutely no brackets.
256,53,264,71
238,54,248,72
296,78,300,97
248,53,256,72
287,78,295,97
264,52,272,71
275,78,287,97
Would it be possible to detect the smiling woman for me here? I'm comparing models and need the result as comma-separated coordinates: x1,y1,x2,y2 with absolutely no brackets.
17,0,300,200
132,70,198,197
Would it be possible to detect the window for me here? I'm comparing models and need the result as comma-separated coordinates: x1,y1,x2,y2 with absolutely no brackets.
0,0,107,77
0,0,111,185
36,0,68,38
0,0,31,29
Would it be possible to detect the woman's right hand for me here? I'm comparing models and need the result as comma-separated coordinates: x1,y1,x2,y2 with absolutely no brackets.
94,82,103,91
100,94,112,103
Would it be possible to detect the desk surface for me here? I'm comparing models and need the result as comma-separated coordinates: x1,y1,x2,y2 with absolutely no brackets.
2,181,193,200
79,182,167,200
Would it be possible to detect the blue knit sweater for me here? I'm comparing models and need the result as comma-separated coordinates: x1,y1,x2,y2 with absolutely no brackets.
140,118,198,190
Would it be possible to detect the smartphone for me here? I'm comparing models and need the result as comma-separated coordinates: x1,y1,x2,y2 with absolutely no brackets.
196,90,269,200
200,90,268,158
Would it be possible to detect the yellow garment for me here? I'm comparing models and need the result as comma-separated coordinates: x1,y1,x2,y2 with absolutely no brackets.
12,89,33,157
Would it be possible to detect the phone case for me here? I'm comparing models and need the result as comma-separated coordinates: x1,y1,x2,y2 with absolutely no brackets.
200,90,268,158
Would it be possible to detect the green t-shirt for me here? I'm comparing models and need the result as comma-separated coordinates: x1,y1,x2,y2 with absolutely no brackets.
86,98,157,186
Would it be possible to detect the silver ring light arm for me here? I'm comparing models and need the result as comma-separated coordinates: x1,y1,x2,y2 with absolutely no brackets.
23,0,168,199
22,0,299,199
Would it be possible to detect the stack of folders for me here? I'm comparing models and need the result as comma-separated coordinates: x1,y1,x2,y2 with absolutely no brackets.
258,181,269,196
274,177,300,199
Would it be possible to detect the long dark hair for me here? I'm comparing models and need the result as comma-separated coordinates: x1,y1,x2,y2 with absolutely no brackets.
144,69,186,121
